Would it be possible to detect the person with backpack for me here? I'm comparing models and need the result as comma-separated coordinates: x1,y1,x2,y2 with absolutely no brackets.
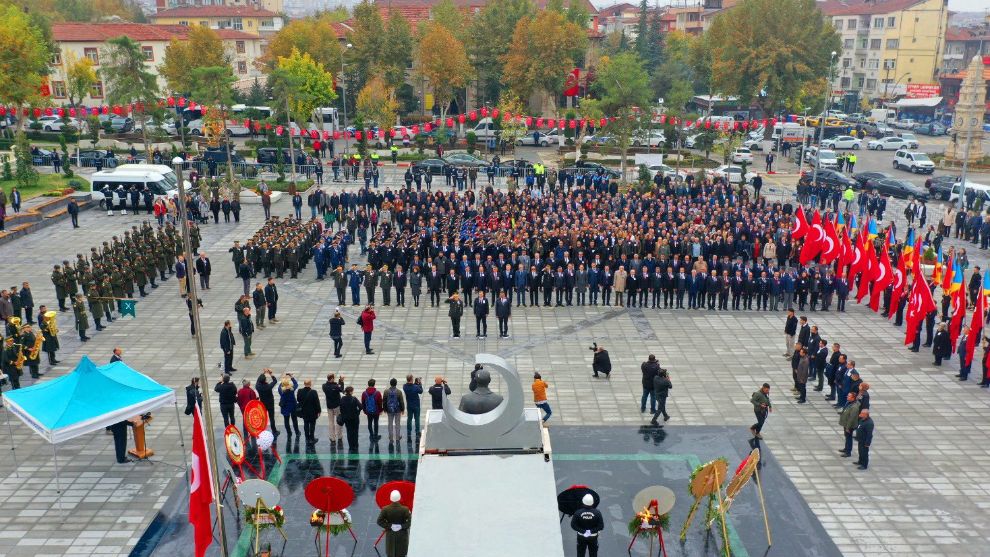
361,378,383,442
383,378,406,444
650,370,672,425
359,305,376,354
403,375,423,439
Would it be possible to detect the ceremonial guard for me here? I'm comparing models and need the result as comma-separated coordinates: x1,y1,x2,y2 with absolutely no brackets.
72,294,90,342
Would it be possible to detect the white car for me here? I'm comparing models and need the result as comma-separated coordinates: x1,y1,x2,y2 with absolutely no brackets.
897,133,919,149
893,119,917,129
893,150,935,174
517,130,557,146
813,149,840,169
868,136,909,151
711,165,757,184
187,119,251,137
731,148,754,164
647,164,687,180
134,119,177,135
35,116,82,132
684,134,699,148
632,129,666,147
822,135,861,150
742,139,765,151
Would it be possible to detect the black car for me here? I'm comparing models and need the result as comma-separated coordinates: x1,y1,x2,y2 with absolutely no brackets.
499,159,535,172
800,169,857,189
873,178,929,200
927,175,959,201
200,147,245,164
256,147,307,166
852,171,895,189
574,160,621,178
78,149,117,168
411,158,451,176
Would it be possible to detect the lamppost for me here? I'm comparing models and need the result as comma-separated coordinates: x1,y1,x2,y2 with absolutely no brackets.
883,72,912,105
171,157,228,557
811,51,837,188
340,43,352,154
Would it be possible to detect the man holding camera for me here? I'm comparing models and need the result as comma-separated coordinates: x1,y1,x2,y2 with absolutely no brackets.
590,343,611,379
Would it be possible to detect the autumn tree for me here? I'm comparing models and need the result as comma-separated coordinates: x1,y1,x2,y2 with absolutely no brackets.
501,10,586,113
160,26,229,94
416,22,472,122
356,75,399,131
189,66,239,197
0,4,51,131
584,52,652,180
494,92,529,148
64,51,97,106
706,0,840,115
262,15,343,71
467,0,534,104
101,35,159,155
429,0,467,42
272,49,337,184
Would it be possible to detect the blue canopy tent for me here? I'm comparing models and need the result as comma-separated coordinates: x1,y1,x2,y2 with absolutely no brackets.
3,356,179,504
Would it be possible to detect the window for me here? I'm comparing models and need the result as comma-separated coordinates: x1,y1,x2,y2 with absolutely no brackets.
142,46,154,61
84,47,99,65
859,58,866,68
844,38,853,49
842,58,851,68
887,16,895,26
688,12,700,21
866,78,877,89
52,80,66,99
178,20,188,26
260,18,274,27
91,81,104,98
237,61,247,74
856,76,865,88
847,18,857,29
873,17,884,28
200,20,208,26
834,19,843,30
870,39,881,49
886,39,899,49
233,17,243,30
859,38,868,49
51,49,62,65
840,77,851,88
236,40,245,54
883,59,895,69
867,59,879,69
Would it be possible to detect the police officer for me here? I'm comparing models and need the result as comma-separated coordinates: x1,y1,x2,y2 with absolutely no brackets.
570,494,604,557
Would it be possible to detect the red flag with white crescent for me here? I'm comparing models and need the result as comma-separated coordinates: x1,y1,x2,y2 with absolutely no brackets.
819,215,840,265
792,206,808,239
189,405,215,557
856,242,876,303
848,232,866,278
905,273,938,346
950,281,966,351
964,289,985,366
888,254,907,321
799,210,824,264
869,239,893,312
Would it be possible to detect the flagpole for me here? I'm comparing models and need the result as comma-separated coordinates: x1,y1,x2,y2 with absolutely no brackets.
172,157,229,557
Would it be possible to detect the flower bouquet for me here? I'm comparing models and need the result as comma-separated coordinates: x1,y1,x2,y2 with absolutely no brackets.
310,508,352,536
245,505,285,530
627,500,670,538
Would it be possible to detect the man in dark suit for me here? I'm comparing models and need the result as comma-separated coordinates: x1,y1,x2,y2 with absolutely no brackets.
214,374,237,427
393,266,407,307
473,291,490,338
195,253,212,290
854,409,874,470
264,278,279,323
495,291,511,338
109,347,123,363
297,379,323,445
220,320,237,372
427,266,442,307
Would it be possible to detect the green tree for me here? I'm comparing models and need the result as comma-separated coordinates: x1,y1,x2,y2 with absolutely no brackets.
189,66,239,199
64,51,97,106
101,35,159,156
416,22,472,122
245,78,267,106
13,131,39,187
501,10,586,112
495,92,529,148
706,0,840,115
429,0,467,42
262,15,343,71
159,26,230,94
381,11,414,88
585,52,652,181
356,75,399,131
0,4,51,131
467,0,535,104
346,1,386,93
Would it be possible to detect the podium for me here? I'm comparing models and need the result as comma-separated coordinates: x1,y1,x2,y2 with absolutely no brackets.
128,415,154,460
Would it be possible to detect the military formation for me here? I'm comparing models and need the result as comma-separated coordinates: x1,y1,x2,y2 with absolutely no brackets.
1,311,59,396
50,220,201,342
231,217,321,280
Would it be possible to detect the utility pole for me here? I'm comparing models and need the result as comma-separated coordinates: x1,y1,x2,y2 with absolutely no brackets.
170,157,228,557
812,51,837,188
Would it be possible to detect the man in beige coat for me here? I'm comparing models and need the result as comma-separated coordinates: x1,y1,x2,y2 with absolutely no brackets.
613,266,627,307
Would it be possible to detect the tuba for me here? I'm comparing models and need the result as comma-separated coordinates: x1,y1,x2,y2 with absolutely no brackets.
44,311,59,337
27,327,43,361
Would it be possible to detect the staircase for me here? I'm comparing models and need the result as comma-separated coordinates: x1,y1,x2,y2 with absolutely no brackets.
0,193,94,246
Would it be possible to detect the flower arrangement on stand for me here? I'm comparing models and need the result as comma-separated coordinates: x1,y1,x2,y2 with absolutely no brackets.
244,505,285,530
310,508,352,536
627,500,670,538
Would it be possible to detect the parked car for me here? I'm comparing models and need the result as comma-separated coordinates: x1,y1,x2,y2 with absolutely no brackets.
199,147,245,164
98,115,134,132
34,116,82,132
256,147,307,166
443,153,487,167
927,175,959,200
811,149,840,169
574,160,620,177
710,165,757,184
632,129,666,147
742,139,766,151
731,147,754,164
411,158,450,176
821,135,862,150
896,132,920,149
134,119,177,135
893,150,934,174
852,171,895,189
683,134,700,148
517,131,556,146
893,119,917,129
917,122,947,136
872,178,929,200
867,136,909,150
800,169,857,189
646,164,688,180
499,159,535,172
77,149,118,168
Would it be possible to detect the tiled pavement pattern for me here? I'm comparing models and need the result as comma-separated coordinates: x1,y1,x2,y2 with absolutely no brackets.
1,177,990,557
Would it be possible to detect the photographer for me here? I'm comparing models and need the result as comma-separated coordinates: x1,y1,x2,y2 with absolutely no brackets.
403,375,424,439
428,376,451,410
590,343,611,379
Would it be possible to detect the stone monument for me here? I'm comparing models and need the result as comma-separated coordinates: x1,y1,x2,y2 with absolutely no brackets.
946,55,987,164
457,369,504,414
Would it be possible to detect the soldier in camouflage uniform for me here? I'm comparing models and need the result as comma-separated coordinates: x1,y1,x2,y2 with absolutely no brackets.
63,260,78,297
51,265,67,311
72,293,90,342
86,282,106,331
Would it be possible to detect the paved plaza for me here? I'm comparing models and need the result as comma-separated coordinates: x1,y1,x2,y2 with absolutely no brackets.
2,181,990,557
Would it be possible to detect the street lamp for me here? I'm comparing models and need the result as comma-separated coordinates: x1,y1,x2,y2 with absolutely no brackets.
341,43,352,153
171,156,228,557
883,72,912,104
811,51,837,189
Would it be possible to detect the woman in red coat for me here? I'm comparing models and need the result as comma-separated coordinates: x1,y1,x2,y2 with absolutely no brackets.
360,305,376,354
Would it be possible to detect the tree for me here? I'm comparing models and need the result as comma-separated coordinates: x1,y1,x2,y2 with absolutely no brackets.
245,78,268,107
706,0,840,116
13,131,38,188
494,92,529,148
160,26,229,94
0,4,51,131
356,75,399,131
381,11,414,88
501,10,586,113
272,48,337,186
64,51,97,106
346,1,386,92
429,0,467,42
101,35,159,156
262,15,343,71
189,66,239,199
416,22,472,122
467,0,535,104
586,52,652,181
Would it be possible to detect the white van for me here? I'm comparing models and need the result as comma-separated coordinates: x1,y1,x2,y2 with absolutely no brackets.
90,166,180,211
470,117,498,140
949,181,990,203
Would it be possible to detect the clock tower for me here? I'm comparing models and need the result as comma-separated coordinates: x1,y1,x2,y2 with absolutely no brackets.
946,55,987,164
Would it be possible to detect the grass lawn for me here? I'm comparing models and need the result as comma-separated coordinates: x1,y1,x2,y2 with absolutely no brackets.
0,173,90,201
239,178,314,192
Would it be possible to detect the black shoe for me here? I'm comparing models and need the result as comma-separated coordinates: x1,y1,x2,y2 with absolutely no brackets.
663,415,670,422
227,368,238,372
856,465,868,470
650,419,659,426
909,347,919,352
839,452,851,457
366,350,375,354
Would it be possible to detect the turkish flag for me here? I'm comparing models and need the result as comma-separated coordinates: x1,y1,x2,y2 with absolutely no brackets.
855,240,876,303
189,406,215,557
848,233,867,278
792,206,809,239
905,272,938,347
888,253,907,321
838,227,855,277
869,239,893,312
950,282,966,351
964,289,985,366
799,210,824,265
819,216,840,264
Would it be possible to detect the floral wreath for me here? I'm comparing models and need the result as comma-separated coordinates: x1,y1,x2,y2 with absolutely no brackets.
626,499,670,538
310,508,352,536
244,505,285,529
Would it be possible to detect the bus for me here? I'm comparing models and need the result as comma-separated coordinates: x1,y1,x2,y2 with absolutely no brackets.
231,104,274,120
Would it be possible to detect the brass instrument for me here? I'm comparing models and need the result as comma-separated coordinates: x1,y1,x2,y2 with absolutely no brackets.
25,327,43,361
12,343,26,370
43,311,59,337
6,316,21,336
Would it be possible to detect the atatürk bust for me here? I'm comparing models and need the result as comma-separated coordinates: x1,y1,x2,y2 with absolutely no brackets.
458,369,503,414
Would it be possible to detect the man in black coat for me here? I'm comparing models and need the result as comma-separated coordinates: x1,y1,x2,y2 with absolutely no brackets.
797,316,810,350
640,355,661,414
220,320,236,372
854,409,874,470
255,369,279,436
591,344,611,378
195,253,212,290
570,493,604,557
473,291,490,338
393,266,407,307
297,379,322,445
427,266,442,307
495,291,511,338
264,278,279,323
214,374,238,427
109,420,132,464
